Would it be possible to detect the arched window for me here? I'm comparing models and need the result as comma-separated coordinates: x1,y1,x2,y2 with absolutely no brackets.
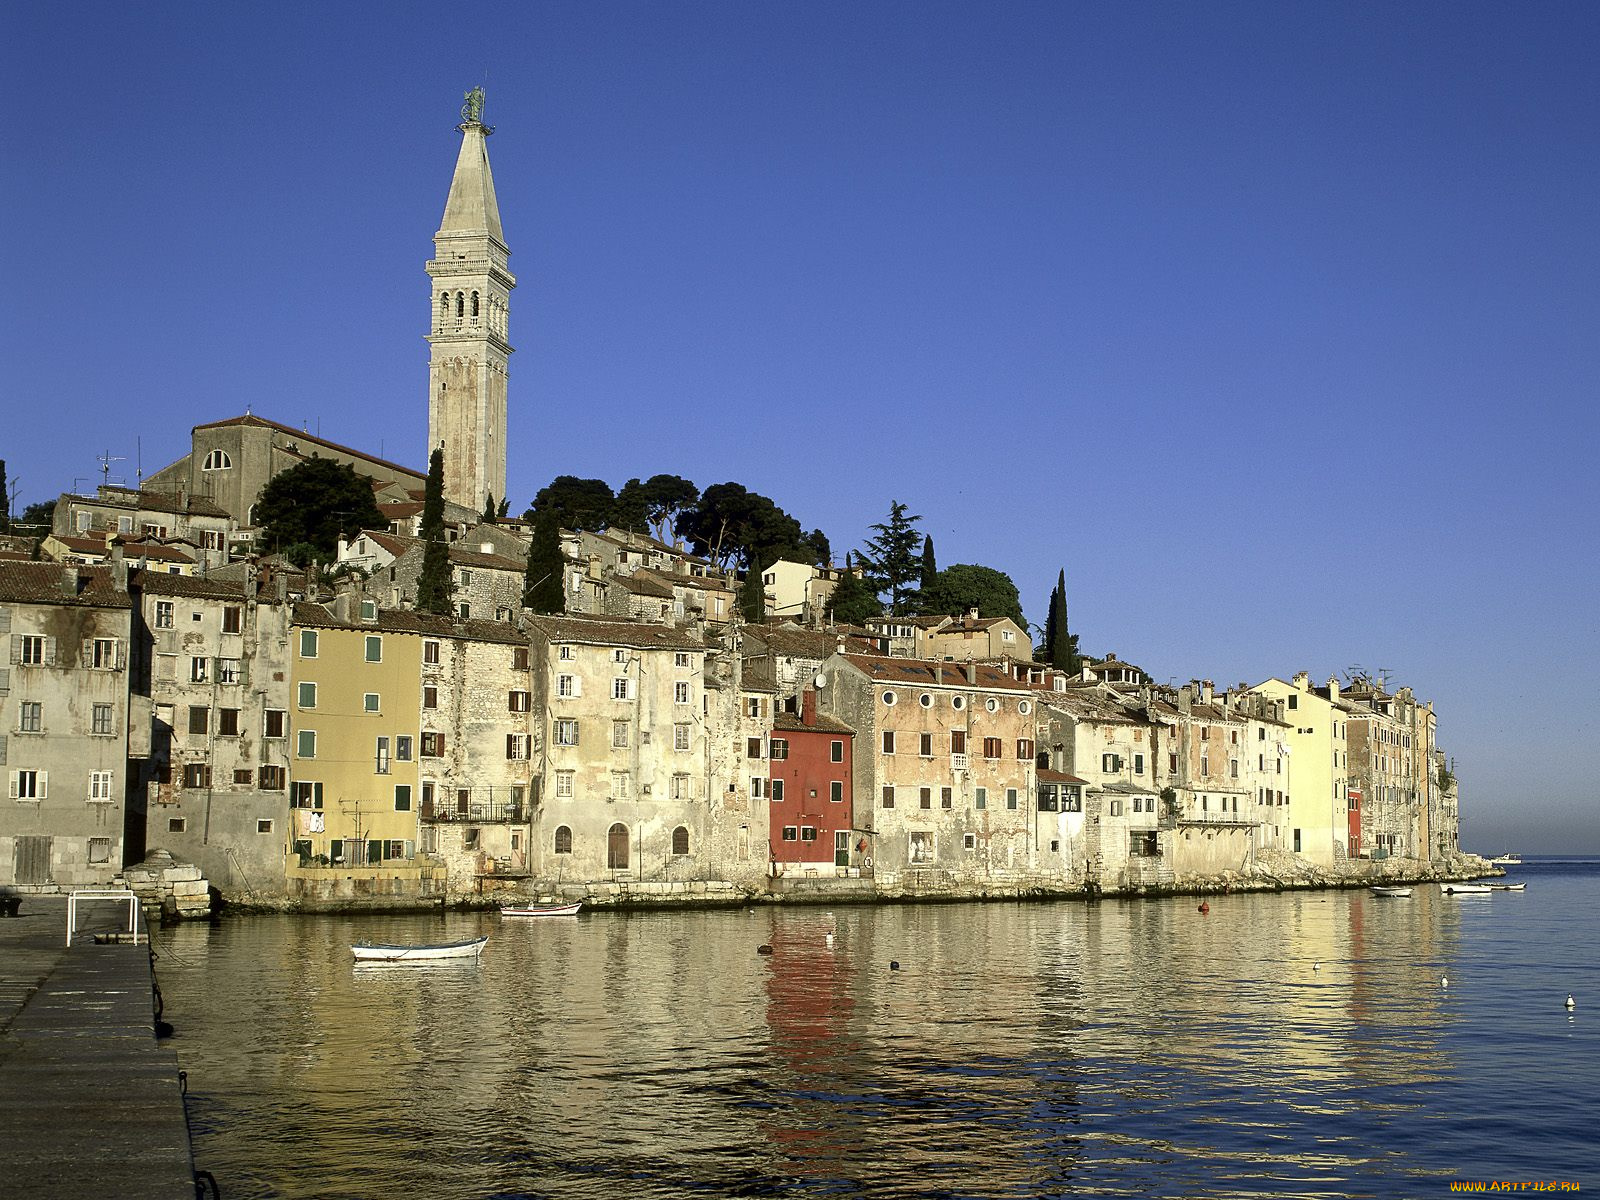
455,292,464,319
202,449,231,471
607,823,629,870
554,826,572,855
470,291,479,318
438,293,449,330
672,826,690,856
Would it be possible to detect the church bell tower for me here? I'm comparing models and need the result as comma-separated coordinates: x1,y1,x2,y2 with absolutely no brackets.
426,87,515,512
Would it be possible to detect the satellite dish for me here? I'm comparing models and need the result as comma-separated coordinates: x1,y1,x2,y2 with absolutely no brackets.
813,673,827,689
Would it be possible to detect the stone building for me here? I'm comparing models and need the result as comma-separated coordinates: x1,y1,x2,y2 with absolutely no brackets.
820,653,1037,885
766,685,856,877
53,485,233,572
338,529,525,620
921,610,1030,663
559,529,737,629
1247,674,1352,867
427,90,515,512
127,570,293,898
0,561,133,891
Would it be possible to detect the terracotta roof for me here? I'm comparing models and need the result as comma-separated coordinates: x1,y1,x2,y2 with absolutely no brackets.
290,602,523,645
525,614,705,651
773,710,855,735
354,530,415,557
447,545,524,572
65,488,230,520
0,562,131,608
613,572,675,599
930,616,1009,634
1038,769,1090,786
739,659,779,693
378,501,425,519
836,653,1029,692
193,414,425,480
132,571,251,601
747,626,870,661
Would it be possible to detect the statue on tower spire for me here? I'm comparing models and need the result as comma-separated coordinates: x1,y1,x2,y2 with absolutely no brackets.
460,86,486,127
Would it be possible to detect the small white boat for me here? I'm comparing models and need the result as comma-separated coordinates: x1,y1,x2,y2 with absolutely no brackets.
1487,882,1527,891
500,901,583,918
351,935,488,963
1489,852,1521,866
1370,886,1413,897
1441,883,1492,895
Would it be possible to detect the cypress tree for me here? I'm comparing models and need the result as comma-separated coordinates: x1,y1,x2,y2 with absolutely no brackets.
522,518,565,614
416,448,454,615
919,535,937,597
739,555,767,623
1044,568,1078,673
482,492,498,524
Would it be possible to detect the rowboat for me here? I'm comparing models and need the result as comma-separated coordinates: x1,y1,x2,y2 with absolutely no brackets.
1440,883,1492,895
500,901,583,918
1487,882,1527,891
1369,886,1413,897
351,935,488,963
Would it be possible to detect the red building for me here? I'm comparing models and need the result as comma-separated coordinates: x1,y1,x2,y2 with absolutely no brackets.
768,689,856,872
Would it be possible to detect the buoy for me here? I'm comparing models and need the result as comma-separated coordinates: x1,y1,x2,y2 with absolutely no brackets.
1441,976,1449,988
825,932,835,946
1566,994,1575,1010
1198,901,1210,914
1313,961,1321,971
889,960,900,971
757,944,773,955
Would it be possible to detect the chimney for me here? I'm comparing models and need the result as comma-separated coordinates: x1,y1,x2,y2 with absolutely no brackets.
966,661,977,686
1292,670,1310,690
802,682,818,726
933,664,943,687
110,544,127,591
1178,684,1192,715
1200,680,1213,705
1326,676,1341,703
61,566,80,597
334,593,351,622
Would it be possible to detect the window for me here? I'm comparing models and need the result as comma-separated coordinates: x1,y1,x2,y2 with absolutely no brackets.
218,658,241,684
421,731,443,757
554,825,573,853
952,696,966,710
881,785,895,808
218,708,240,737
168,817,186,833
920,787,932,810
782,826,798,842
882,690,898,706
506,733,529,760
985,697,999,713
674,723,691,751
202,449,232,471
265,709,286,738
1006,788,1019,810
919,733,933,757
675,652,691,669
259,765,286,789
17,635,46,665
672,826,690,855
611,720,630,749
298,682,316,708
290,781,323,809
919,693,933,708
770,739,789,761
1017,739,1034,760
88,770,114,802
613,649,628,664
364,693,380,714
963,833,977,851
395,735,412,762
881,731,895,754
87,702,113,733
182,763,212,789
394,785,412,812
299,629,318,658
364,636,382,663
672,773,691,800
423,685,438,709
220,605,242,634
18,702,42,733
509,690,530,712
975,786,987,809
557,674,579,698
745,697,766,719
154,601,174,629
1111,799,1123,816
1132,752,1144,775
297,729,316,758
376,736,392,773
983,737,1002,759
188,706,209,735
10,769,45,799
422,640,441,666
800,826,817,843
941,787,953,809
612,677,634,701
771,779,785,803
89,836,112,863
950,731,966,755
554,720,579,746
559,645,574,660
674,681,691,704
1018,701,1032,715
190,656,209,683
831,740,844,763
255,819,274,835
91,638,119,669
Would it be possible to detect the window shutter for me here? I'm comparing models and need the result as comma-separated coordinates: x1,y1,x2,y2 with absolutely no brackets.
37,771,47,799
0,669,7,693
82,639,94,667
0,736,6,766
572,675,582,698
404,840,414,858
506,733,516,759
437,733,446,755
8,641,18,665
7,772,15,799
44,637,56,666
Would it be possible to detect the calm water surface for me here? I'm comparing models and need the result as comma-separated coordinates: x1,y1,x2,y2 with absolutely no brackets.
156,860,1598,1199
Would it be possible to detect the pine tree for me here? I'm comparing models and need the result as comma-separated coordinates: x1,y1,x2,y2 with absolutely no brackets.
826,553,882,626
415,448,454,616
860,500,923,615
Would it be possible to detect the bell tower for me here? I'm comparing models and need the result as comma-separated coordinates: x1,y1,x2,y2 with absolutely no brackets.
426,87,515,512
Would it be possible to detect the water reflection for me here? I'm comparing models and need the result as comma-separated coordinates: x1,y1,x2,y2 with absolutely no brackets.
155,875,1600,1199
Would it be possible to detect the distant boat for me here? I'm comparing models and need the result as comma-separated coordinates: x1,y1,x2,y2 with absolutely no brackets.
1489,852,1522,866
1370,886,1413,897
1441,883,1493,895
500,901,582,918
351,935,488,963
1486,883,1527,891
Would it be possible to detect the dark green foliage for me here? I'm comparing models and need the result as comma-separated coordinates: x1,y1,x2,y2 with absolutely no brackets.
523,476,616,535
919,535,937,595
738,559,766,623
919,563,1026,630
416,448,453,616
825,553,882,626
615,474,701,542
254,458,385,560
17,498,55,532
1043,568,1079,672
482,493,498,524
522,518,565,614
674,482,826,572
859,501,923,615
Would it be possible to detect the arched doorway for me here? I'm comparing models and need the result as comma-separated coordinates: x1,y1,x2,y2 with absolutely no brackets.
607,822,629,870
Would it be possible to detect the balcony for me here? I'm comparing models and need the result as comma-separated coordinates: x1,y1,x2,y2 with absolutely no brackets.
422,801,525,825
951,753,969,771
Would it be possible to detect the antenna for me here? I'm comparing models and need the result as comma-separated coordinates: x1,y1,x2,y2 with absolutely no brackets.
97,450,127,488
136,437,143,485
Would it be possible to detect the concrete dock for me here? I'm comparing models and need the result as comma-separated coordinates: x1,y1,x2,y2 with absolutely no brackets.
0,895,197,1199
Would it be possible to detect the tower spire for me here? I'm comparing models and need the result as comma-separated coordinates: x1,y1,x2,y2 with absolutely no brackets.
426,88,515,512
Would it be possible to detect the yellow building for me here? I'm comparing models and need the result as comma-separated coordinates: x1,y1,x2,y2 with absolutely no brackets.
1247,673,1350,868
286,599,430,898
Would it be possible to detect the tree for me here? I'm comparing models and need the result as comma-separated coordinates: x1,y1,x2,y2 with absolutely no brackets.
674,482,825,572
859,501,923,615
825,553,882,626
17,498,55,533
416,448,453,616
1043,568,1080,672
482,493,498,524
919,535,937,596
919,563,1026,630
0,460,8,533
615,474,700,543
738,559,766,623
255,458,385,559
522,518,565,614
523,476,616,534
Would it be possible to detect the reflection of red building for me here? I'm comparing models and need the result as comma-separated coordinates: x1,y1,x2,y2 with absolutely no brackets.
768,689,856,871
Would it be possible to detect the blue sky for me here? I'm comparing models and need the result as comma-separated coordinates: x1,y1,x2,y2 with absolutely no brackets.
4,3,1597,852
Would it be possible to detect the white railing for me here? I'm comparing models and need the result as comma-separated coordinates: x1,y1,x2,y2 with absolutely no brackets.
66,889,144,947
951,753,969,771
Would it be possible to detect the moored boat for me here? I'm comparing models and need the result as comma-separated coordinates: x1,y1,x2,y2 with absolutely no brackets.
1370,886,1413,897
1440,883,1492,895
1486,882,1527,891
351,935,488,963
1489,852,1521,866
500,901,583,918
